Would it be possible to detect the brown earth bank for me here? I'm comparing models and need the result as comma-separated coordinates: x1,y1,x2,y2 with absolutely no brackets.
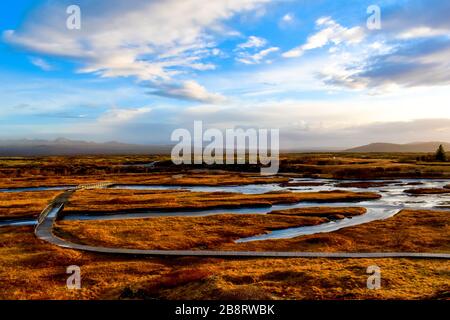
0,226,448,300
0,191,61,219
279,181,326,187
334,181,400,188
62,189,380,215
404,188,450,195
55,207,366,250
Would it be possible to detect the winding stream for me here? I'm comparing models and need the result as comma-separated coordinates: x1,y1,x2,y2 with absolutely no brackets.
1,178,449,243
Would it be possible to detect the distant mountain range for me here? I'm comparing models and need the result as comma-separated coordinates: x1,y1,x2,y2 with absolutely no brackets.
344,142,450,153
0,139,448,156
0,138,172,156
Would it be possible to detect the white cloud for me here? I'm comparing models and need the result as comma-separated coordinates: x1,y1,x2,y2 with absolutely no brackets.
150,80,226,104
319,37,450,91
397,26,450,39
235,36,278,65
283,17,365,58
4,0,270,103
99,107,152,124
236,46,279,65
282,13,294,23
179,85,450,130
237,36,268,49
29,57,53,71
279,13,296,28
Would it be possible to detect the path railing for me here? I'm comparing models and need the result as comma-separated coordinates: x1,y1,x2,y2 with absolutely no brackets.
76,182,114,190
36,190,75,225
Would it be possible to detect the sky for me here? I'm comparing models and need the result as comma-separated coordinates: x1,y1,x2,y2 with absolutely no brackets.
0,0,449,149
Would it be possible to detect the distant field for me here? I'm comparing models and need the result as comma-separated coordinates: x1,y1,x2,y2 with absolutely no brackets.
0,153,449,189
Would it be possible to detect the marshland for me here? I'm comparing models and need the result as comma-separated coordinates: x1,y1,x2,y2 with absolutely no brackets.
0,153,449,300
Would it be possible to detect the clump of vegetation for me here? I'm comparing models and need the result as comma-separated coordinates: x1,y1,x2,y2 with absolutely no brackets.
436,144,447,162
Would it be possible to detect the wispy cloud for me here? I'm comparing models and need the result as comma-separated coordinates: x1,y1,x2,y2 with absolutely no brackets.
29,57,53,71
278,13,296,29
283,17,365,58
98,107,152,124
235,35,279,64
236,46,279,65
237,36,267,49
149,80,226,104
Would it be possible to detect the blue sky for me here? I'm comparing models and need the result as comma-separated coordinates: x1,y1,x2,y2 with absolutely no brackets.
1,0,449,148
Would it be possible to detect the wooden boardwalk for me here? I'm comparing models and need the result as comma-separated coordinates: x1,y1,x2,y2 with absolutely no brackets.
76,182,114,190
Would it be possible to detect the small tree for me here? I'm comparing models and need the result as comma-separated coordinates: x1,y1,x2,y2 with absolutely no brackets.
435,144,447,162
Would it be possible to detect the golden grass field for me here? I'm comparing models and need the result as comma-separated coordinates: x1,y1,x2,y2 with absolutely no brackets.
1,215,448,300
55,209,449,254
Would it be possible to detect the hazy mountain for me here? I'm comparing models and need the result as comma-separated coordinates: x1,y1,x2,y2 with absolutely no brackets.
0,138,173,156
345,142,450,153
1,138,449,156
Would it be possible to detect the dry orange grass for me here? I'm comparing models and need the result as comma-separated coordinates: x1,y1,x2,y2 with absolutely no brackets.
56,207,365,250
0,191,60,219
0,226,448,300
56,209,448,254
268,207,366,219
219,209,450,253
63,189,380,215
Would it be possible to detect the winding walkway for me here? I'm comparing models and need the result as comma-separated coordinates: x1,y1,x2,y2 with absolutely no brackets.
34,191,450,259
